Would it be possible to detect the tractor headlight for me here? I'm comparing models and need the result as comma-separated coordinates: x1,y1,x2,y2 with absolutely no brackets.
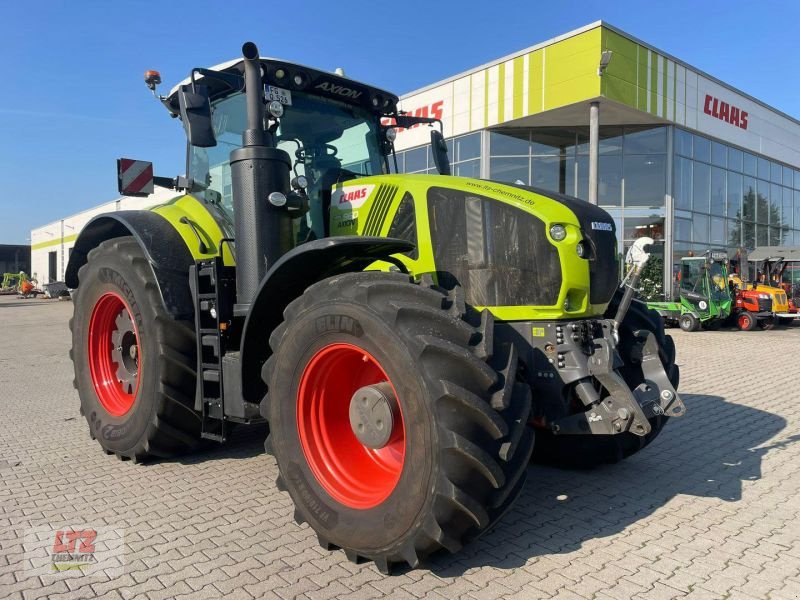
576,240,588,258
385,127,397,142
268,100,284,118
549,224,567,241
268,192,287,207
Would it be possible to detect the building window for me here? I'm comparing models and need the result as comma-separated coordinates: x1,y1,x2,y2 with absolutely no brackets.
673,127,800,256
623,154,664,207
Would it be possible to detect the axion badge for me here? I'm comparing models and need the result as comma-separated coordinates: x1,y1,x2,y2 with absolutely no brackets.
331,184,375,209
591,222,613,231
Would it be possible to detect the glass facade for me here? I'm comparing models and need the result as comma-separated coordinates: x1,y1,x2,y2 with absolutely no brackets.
673,128,800,260
392,124,800,300
394,132,481,178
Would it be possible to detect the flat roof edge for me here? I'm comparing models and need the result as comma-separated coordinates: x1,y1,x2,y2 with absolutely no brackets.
399,21,604,99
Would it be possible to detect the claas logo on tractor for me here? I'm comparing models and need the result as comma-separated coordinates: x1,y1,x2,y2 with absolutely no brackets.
65,40,685,576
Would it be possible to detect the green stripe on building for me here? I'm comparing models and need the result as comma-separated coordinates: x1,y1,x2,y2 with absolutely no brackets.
31,234,78,251
497,62,505,124
513,56,524,119
662,56,668,119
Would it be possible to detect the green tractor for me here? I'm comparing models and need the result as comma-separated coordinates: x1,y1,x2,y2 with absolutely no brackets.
66,43,683,573
648,250,732,331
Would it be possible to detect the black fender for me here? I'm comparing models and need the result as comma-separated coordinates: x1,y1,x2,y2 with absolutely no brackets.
239,236,414,402
65,211,195,320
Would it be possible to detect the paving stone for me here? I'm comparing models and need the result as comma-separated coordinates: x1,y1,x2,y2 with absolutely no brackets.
3,297,800,600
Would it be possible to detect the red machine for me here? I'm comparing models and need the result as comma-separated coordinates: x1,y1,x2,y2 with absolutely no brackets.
728,280,773,331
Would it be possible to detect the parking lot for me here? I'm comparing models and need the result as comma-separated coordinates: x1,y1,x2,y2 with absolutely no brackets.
1,294,799,599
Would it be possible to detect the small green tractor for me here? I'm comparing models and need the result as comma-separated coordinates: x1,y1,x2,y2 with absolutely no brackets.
66,43,683,573
648,251,732,331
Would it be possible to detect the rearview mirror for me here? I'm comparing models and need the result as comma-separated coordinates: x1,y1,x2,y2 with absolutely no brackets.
117,158,154,196
430,129,451,176
177,84,217,148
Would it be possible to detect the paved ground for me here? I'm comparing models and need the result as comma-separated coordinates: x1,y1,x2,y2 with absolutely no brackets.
2,294,800,600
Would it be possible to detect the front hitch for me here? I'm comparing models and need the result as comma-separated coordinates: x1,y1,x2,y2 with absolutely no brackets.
548,324,684,437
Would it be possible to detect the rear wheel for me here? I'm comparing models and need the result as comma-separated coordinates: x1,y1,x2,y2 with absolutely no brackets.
737,312,756,331
533,297,679,468
679,313,699,332
70,237,200,461
777,317,794,326
263,272,533,573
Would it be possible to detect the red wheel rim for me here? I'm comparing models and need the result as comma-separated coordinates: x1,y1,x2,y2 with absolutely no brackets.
88,292,141,416
738,314,749,329
297,343,405,509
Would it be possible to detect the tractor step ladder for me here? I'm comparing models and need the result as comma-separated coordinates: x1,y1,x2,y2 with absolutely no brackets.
193,257,230,442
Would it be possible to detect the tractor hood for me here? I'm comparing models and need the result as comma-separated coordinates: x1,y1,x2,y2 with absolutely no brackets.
329,174,620,320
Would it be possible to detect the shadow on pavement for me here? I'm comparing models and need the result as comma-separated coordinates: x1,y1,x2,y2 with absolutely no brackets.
427,393,789,575
163,422,270,465
0,300,67,308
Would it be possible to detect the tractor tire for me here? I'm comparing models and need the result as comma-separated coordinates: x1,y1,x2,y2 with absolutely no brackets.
532,296,679,469
70,237,201,462
736,312,756,331
679,313,699,332
777,317,795,326
263,272,533,573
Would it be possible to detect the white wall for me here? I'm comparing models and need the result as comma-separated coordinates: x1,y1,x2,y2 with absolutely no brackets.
30,187,178,284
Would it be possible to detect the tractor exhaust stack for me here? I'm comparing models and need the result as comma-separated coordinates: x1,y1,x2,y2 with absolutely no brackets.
230,41,293,313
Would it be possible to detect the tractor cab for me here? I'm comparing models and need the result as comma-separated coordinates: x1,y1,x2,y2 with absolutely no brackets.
746,247,800,323
162,57,448,244
679,252,731,312
647,250,732,331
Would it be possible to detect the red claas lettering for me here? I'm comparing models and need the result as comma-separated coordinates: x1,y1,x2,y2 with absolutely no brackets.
381,101,445,133
703,94,749,130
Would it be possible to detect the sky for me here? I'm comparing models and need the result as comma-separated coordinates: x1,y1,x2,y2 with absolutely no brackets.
2,0,799,244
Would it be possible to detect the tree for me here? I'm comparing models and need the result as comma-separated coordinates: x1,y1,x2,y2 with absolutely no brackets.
635,255,664,301
728,187,789,248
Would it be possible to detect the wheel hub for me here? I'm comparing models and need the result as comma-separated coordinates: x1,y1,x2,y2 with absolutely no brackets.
349,382,398,449
111,309,139,394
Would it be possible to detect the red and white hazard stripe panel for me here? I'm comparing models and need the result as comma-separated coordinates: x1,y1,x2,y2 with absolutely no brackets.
118,159,154,196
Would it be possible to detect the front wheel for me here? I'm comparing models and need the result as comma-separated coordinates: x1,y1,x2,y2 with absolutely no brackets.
679,313,699,332
737,312,756,331
263,273,533,573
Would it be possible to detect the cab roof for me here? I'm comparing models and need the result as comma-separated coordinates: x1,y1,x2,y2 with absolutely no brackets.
164,56,399,118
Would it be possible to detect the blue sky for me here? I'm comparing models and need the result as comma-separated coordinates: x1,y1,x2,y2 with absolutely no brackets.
2,0,799,244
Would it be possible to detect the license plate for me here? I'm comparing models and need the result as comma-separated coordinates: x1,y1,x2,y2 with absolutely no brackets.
267,86,292,106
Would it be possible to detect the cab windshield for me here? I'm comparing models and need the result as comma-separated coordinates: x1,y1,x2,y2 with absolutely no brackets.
189,90,385,239
707,261,730,301
680,259,730,302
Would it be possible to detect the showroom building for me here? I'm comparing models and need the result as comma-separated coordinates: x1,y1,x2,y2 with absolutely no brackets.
389,21,800,297
32,21,800,298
